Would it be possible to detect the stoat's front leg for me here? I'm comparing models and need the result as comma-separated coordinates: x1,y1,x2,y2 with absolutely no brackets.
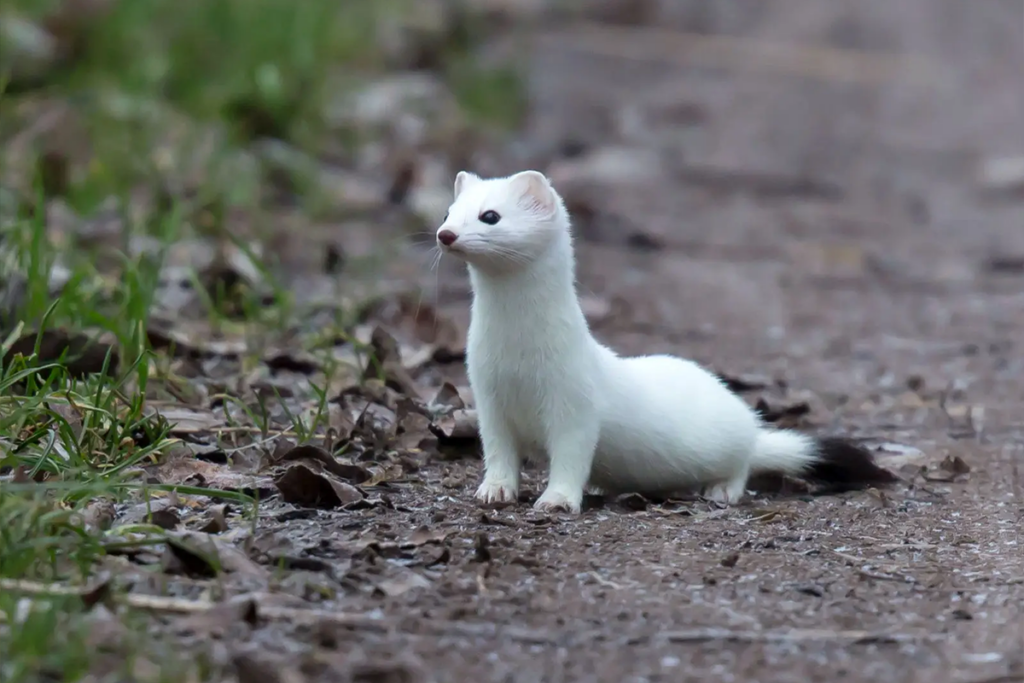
474,399,522,505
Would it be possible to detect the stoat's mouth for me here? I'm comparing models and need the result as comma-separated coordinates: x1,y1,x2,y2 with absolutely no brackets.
439,242,467,256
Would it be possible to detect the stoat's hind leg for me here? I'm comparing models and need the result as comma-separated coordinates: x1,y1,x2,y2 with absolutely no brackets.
702,465,750,505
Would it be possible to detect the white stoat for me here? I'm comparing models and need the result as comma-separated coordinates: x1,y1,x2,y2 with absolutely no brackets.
435,169,896,514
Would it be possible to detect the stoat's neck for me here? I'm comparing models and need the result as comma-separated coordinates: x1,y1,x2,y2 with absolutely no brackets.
468,234,591,341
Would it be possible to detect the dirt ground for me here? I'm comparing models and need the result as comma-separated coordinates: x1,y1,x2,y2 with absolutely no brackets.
5,2,1022,682
206,4,1024,682
208,5,1022,683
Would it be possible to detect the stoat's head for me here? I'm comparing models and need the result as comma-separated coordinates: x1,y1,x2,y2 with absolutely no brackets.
436,169,568,273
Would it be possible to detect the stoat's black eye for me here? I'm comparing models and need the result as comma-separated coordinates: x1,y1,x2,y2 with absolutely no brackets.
479,210,501,225
443,210,449,223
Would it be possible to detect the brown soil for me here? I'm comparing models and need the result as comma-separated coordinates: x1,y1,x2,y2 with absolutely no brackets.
256,4,1024,681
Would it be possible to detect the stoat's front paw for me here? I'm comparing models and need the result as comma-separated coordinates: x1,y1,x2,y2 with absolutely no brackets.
475,479,519,507
533,488,582,515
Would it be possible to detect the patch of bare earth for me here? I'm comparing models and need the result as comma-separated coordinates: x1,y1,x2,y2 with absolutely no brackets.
6,2,1022,682
236,4,1022,682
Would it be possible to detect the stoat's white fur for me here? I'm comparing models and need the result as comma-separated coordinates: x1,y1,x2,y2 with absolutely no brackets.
436,170,888,514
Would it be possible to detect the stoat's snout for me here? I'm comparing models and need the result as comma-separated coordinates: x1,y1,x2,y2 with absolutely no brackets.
437,228,458,247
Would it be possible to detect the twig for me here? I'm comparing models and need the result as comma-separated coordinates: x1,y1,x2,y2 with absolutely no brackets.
660,627,939,644
830,550,918,583
856,569,921,585
0,579,385,629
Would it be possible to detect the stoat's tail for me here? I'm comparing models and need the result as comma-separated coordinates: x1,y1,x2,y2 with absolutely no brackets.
751,429,897,492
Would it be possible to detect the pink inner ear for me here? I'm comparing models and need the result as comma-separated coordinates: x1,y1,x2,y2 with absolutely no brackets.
514,172,556,216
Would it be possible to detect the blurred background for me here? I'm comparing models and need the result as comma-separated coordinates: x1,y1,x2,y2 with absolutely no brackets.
0,0,1021,377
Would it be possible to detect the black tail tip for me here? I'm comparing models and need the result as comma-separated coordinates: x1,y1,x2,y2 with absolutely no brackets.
806,437,898,493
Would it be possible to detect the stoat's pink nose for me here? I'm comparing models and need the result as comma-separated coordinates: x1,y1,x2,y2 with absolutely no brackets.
437,229,458,246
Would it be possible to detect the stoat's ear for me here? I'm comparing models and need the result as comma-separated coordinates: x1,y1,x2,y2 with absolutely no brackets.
453,171,481,198
509,170,557,217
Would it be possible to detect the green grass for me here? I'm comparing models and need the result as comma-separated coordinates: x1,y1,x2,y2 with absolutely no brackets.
0,205,239,680
0,1,527,679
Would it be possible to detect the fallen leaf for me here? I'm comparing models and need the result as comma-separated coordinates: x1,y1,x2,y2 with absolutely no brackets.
148,508,180,530
163,531,267,578
363,325,425,397
151,406,225,434
118,495,179,526
274,463,364,508
363,463,404,487
162,535,219,578
373,569,431,597
429,408,479,441
275,443,371,483
430,382,465,410
76,498,115,532
263,350,320,374
175,594,259,638
2,328,119,378
405,525,449,547
425,547,451,567
922,454,971,482
198,504,229,534
79,575,112,610
145,319,247,359
754,398,810,427
744,509,792,523
10,465,32,484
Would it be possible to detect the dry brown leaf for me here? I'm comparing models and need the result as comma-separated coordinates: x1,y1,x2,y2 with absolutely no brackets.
275,443,371,483
274,463,364,508
174,594,258,638
146,321,247,359
362,325,424,398
198,504,229,534
373,569,431,597
405,525,450,547
162,531,267,578
431,381,465,410
155,446,275,493
148,508,180,530
922,454,971,483
362,463,404,487
151,405,225,434
430,408,479,441
1,328,119,377
77,498,116,532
